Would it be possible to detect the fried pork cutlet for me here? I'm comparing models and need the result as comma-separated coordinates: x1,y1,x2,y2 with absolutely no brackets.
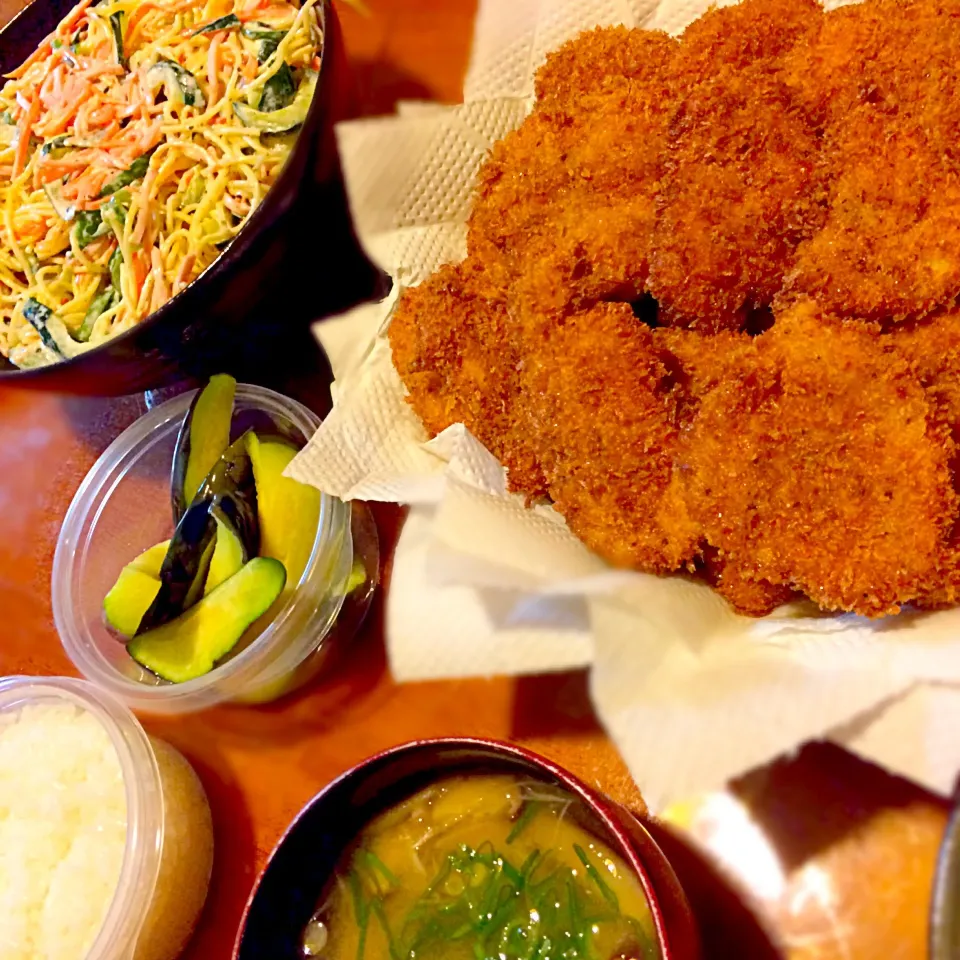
467,28,680,314
654,326,801,616
780,0,960,320
663,301,957,616
888,308,960,607
388,262,545,496
649,0,823,331
525,303,699,573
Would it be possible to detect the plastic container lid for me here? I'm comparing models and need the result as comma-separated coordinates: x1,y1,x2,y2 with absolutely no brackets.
53,383,355,714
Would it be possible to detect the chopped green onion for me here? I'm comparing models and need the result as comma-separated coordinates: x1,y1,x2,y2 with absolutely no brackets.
573,844,619,911
506,801,540,844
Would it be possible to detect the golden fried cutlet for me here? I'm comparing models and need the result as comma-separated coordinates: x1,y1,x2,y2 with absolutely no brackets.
664,301,957,616
697,547,800,617
887,308,960,607
891,307,960,440
533,25,676,110
649,0,823,331
525,302,700,572
654,326,800,615
468,28,681,314
781,0,960,320
388,262,546,496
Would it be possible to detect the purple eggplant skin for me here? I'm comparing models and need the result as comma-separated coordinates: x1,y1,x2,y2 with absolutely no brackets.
138,432,260,634
137,497,218,634
229,406,305,451
196,431,260,559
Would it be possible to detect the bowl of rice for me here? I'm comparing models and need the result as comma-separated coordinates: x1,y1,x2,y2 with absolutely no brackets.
0,674,213,959
0,0,384,394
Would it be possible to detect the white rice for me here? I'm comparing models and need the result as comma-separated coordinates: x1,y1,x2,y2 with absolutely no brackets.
0,701,127,959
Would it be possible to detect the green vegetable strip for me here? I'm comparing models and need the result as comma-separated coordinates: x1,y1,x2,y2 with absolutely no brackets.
109,246,123,291
348,870,370,960
192,12,241,35
506,800,540,844
369,899,402,960
258,61,296,112
22,299,60,356
109,12,126,68
362,850,399,888
78,288,115,341
100,149,155,197
241,22,286,62
573,844,620,912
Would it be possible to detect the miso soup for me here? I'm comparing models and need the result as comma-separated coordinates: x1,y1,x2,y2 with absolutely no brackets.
301,774,661,960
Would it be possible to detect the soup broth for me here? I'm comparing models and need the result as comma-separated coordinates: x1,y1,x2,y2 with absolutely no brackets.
302,774,660,960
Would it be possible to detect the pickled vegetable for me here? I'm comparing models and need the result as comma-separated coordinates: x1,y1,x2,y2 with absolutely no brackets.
246,433,319,588
171,374,236,520
128,557,286,682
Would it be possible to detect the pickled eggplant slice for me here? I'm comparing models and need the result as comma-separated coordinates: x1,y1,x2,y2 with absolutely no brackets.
206,515,246,592
104,566,162,638
246,433,319,588
103,539,170,636
104,514,245,638
137,498,218,633
128,557,286,683
130,540,170,576
171,373,236,520
198,431,260,558
230,407,303,449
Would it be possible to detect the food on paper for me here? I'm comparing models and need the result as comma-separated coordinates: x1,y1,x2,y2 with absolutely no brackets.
300,775,660,960
0,0,323,368
389,0,960,618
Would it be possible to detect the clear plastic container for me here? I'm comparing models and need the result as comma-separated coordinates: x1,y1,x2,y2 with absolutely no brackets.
53,383,378,714
0,675,213,960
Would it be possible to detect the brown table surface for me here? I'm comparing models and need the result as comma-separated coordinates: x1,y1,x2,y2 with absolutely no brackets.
0,0,952,957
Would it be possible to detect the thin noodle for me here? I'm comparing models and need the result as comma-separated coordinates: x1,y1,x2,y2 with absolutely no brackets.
0,0,321,366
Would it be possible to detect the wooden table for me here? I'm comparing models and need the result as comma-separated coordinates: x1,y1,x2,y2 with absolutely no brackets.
0,1,951,957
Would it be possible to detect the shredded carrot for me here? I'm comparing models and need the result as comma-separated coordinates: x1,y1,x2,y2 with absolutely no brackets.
12,94,40,177
173,252,196,292
1,0,322,367
131,250,148,301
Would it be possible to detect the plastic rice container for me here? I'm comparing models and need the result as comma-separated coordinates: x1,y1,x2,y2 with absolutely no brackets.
0,675,213,959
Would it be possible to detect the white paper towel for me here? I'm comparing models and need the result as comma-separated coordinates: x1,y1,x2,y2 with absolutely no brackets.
292,0,960,810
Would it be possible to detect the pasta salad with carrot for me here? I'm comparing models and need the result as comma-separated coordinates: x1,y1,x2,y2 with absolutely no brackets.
0,0,322,368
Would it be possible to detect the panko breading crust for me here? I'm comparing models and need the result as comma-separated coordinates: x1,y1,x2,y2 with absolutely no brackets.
388,0,960,618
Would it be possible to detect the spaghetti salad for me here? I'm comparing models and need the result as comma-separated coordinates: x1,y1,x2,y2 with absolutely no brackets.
0,0,322,368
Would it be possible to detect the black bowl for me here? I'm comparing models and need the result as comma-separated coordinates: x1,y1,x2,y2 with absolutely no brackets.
234,739,701,960
0,0,387,395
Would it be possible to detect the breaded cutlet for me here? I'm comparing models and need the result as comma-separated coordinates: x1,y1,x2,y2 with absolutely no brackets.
468,28,681,314
388,261,546,496
662,300,958,616
888,308,960,608
525,302,700,573
780,0,960,320
649,0,823,331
